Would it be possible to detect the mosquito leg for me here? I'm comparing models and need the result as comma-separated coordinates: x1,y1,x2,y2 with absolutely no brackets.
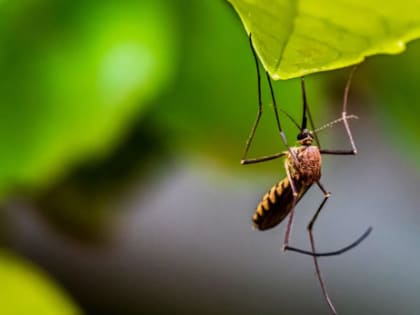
282,159,298,250
266,72,298,163
320,66,358,156
284,159,298,197
284,227,372,257
241,35,288,165
284,178,372,257
240,35,264,163
282,195,297,251
301,77,321,148
320,149,356,155
283,181,337,313
305,181,337,314
241,152,287,165
240,94,265,163
266,73,288,147
342,66,358,154
308,181,330,230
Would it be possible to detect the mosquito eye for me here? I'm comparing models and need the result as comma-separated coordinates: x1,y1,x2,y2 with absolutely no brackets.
297,133,305,140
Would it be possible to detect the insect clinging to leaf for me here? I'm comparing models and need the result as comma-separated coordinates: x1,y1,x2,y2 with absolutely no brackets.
241,34,372,315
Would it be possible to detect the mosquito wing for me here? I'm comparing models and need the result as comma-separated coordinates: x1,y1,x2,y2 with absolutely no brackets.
252,177,309,230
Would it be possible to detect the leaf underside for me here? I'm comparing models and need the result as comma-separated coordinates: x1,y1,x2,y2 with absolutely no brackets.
228,0,420,79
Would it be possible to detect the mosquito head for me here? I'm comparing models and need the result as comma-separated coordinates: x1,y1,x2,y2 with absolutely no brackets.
297,129,314,145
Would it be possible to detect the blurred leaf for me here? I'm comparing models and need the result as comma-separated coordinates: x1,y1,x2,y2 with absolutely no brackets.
228,0,420,79
0,251,80,315
0,0,177,198
364,39,420,169
34,113,170,243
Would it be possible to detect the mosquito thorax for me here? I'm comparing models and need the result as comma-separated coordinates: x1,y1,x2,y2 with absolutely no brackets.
297,129,314,146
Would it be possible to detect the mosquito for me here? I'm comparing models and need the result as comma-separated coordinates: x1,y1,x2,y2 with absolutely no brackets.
241,35,372,315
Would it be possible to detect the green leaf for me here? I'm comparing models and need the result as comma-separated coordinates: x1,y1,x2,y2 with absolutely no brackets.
0,251,80,315
228,0,420,79
0,1,177,198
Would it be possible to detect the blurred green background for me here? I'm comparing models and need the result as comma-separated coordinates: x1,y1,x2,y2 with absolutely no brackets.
1,1,420,314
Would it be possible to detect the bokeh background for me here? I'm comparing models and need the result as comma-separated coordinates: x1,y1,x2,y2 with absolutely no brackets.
1,1,420,314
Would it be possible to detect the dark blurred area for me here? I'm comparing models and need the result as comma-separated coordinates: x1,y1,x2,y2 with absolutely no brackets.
0,1,420,315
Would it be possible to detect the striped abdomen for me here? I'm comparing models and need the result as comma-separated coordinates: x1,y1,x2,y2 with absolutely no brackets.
252,177,309,230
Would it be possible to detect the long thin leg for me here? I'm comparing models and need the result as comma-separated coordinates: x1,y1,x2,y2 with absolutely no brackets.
320,66,358,155
241,35,288,165
241,35,264,163
282,160,298,250
241,152,286,165
266,73,298,163
308,182,336,315
301,77,321,148
283,227,372,257
266,72,289,148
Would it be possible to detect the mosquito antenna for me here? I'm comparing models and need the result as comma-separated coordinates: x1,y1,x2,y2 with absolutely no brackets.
279,108,300,129
285,226,372,257
314,115,359,133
